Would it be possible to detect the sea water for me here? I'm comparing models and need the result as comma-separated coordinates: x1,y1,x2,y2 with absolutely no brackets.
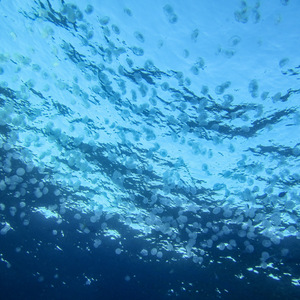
0,1,299,299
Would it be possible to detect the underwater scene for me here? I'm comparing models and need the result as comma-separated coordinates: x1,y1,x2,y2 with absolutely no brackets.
0,0,300,299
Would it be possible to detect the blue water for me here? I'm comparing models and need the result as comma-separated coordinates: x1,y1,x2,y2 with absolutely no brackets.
0,1,300,299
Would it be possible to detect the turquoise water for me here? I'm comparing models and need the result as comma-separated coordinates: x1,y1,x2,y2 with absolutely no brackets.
0,1,300,299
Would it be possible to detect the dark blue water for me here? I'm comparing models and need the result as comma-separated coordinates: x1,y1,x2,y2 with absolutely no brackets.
0,1,300,299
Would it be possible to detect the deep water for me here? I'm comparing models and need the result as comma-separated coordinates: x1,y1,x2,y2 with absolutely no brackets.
0,1,300,299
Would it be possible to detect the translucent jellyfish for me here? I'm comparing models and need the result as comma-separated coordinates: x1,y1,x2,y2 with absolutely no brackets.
223,209,232,218
99,16,110,25
281,0,289,6
285,201,296,213
132,47,144,56
245,244,254,253
228,35,241,47
206,239,213,248
16,168,25,176
163,5,178,23
1,223,11,235
261,251,270,261
23,220,30,226
218,243,226,250
84,4,94,14
34,188,43,199
115,248,122,255
229,239,237,247
134,32,145,43
248,79,258,98
0,180,6,191
10,207,17,217
112,24,120,35
93,239,102,248
279,58,289,68
261,91,269,100
74,213,81,220
211,235,218,242
124,8,132,16
238,230,246,238
151,248,158,256
140,249,148,256
262,239,272,248
281,248,289,256
191,29,199,42
90,216,98,223
261,262,267,269
222,226,231,235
